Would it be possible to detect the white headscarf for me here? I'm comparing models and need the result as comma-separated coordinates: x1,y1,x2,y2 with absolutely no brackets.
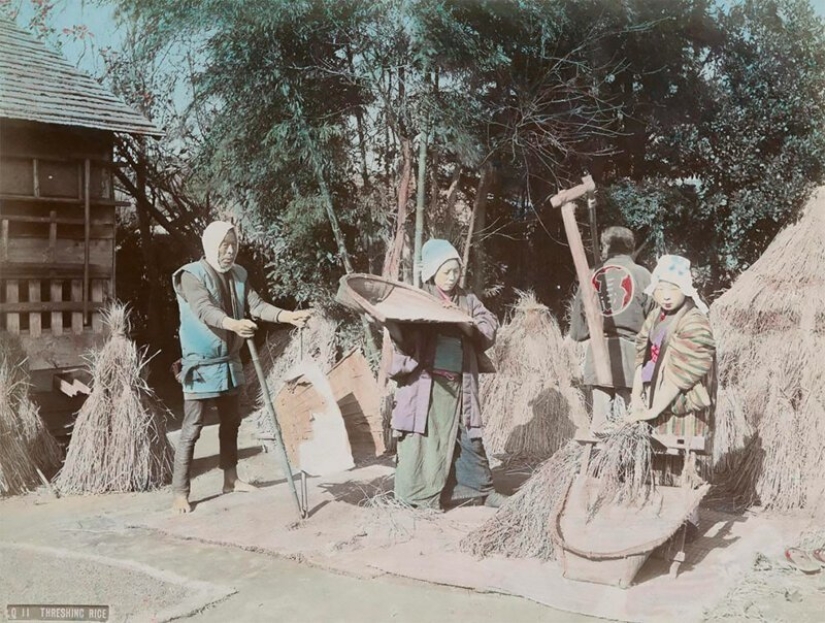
420,239,462,284
202,221,236,274
644,254,708,314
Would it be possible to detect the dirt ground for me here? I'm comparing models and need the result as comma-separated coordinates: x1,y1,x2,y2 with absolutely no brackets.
0,410,600,623
3,405,825,623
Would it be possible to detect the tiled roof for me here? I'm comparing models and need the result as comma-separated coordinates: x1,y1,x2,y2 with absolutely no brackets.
0,18,161,136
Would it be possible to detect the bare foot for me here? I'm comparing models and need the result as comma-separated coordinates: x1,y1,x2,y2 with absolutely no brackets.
223,479,258,494
222,467,258,493
172,495,191,514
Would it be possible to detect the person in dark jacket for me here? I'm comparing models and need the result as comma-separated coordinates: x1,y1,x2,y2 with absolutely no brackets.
170,221,312,514
387,239,507,510
569,226,652,431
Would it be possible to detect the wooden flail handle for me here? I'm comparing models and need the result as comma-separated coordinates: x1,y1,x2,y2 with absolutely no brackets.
551,176,613,387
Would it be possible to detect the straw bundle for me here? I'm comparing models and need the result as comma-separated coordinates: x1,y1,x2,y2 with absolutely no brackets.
54,303,173,494
587,421,654,518
712,187,825,512
250,312,338,440
481,292,588,460
461,442,582,560
465,420,659,559
0,332,61,496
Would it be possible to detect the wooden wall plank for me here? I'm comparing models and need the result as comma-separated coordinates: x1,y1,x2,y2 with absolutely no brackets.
48,209,57,262
50,280,63,335
91,279,105,333
6,280,20,334
71,279,83,334
0,301,104,313
6,237,113,264
28,280,41,337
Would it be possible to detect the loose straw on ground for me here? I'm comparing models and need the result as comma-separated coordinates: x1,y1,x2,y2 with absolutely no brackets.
461,442,582,560
54,303,173,494
464,420,655,560
481,291,588,460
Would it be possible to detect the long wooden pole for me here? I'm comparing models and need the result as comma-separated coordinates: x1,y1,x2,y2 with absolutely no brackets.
560,201,613,387
246,338,306,520
551,176,612,387
83,159,91,325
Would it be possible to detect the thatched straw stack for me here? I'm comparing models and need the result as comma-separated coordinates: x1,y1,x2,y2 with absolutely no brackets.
711,187,825,512
54,303,173,494
481,292,588,460
250,312,338,440
0,332,62,496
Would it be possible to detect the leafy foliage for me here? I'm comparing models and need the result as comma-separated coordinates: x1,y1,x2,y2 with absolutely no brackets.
17,0,823,320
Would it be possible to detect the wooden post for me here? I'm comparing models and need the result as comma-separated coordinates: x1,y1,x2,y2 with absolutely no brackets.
48,210,57,263
91,280,104,333
71,280,83,334
1,219,8,262
551,176,612,387
51,281,63,335
28,280,41,338
6,280,19,334
83,159,91,324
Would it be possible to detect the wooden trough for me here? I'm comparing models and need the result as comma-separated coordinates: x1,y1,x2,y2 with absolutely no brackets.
336,273,472,325
553,438,710,589
556,478,709,588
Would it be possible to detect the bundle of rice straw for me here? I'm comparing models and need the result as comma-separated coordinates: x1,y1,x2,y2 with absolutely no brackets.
54,303,173,494
586,421,654,518
461,442,582,560
711,186,825,513
481,291,588,460
0,332,62,496
0,334,40,495
249,312,338,440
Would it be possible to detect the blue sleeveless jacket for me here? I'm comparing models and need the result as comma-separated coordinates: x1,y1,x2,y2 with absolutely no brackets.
172,260,249,397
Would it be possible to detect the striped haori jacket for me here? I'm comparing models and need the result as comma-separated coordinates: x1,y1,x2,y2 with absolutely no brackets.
636,304,717,441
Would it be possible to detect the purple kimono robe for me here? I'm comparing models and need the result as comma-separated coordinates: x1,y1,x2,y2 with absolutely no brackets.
388,287,498,440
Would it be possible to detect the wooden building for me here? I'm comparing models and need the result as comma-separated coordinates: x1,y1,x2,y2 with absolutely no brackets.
0,19,160,398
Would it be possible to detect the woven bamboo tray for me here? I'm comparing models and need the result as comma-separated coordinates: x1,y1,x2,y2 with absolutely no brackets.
553,477,710,588
335,273,473,325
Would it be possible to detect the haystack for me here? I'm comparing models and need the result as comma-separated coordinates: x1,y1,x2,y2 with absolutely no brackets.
54,303,173,494
0,332,62,496
481,292,588,460
711,186,825,512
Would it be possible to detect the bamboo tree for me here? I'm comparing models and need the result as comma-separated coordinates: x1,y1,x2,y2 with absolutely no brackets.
412,124,429,288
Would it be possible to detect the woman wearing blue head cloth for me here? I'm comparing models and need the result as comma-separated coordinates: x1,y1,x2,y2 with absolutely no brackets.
385,239,508,510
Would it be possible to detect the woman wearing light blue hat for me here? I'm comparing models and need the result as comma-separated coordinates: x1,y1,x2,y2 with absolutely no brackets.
386,239,508,510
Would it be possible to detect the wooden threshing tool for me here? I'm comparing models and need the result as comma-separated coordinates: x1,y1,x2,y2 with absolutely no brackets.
551,175,612,387
246,338,307,520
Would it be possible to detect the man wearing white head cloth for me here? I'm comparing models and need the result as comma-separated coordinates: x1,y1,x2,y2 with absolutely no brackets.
170,221,313,514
